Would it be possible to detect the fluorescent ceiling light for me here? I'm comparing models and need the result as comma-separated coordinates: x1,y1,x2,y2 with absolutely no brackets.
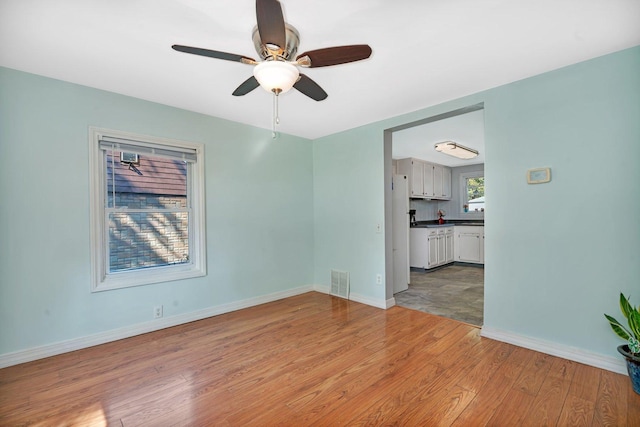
434,141,478,159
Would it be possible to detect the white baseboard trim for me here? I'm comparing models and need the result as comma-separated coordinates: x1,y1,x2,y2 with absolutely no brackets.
12,291,623,376
312,285,392,310
348,292,388,309
481,326,627,376
313,284,330,295
0,285,314,369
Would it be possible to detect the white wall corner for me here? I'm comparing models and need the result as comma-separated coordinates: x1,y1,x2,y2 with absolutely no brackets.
313,284,331,294
480,326,627,376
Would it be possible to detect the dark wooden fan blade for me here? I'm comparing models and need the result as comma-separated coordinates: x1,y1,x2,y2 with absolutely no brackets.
256,0,286,49
232,76,260,96
297,45,372,68
293,74,328,101
172,45,256,64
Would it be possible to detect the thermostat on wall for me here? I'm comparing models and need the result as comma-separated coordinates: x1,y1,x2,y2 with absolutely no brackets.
527,167,551,184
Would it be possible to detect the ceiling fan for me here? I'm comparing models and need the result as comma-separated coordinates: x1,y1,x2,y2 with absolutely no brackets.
171,0,372,102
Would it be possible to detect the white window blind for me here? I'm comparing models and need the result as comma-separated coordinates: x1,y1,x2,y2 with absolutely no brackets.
98,136,197,163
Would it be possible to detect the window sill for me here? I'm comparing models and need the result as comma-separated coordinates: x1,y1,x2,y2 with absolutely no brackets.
92,263,206,292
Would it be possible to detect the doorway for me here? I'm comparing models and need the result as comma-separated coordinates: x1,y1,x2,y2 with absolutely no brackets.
386,104,486,325
395,266,484,326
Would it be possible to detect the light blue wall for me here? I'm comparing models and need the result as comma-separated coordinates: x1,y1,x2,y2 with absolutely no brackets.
2,45,638,362
312,46,640,358
0,67,314,355
312,126,387,303
482,46,640,356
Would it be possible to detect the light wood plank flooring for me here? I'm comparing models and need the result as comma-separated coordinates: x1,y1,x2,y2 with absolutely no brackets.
1,292,638,426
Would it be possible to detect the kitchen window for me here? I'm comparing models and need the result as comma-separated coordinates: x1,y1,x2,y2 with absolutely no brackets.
460,171,485,214
89,127,206,291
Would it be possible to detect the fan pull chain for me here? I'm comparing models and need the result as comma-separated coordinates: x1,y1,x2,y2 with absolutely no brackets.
273,91,277,138
272,89,282,139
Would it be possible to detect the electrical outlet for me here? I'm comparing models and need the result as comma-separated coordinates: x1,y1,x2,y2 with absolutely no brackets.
376,274,382,285
154,305,163,319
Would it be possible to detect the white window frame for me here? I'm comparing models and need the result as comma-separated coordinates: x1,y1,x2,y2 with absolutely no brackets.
459,171,484,217
89,127,206,292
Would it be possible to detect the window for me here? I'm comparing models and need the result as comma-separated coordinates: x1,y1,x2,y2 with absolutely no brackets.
89,127,206,291
460,171,485,214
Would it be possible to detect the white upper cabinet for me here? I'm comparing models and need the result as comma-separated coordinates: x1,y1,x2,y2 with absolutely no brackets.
431,163,451,199
397,158,451,200
409,159,425,197
440,166,452,199
429,164,443,197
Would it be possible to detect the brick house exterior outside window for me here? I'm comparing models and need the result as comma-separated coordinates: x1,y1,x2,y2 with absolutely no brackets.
89,128,206,292
106,153,189,272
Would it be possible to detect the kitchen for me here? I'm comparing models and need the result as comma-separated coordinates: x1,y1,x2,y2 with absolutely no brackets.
391,107,485,326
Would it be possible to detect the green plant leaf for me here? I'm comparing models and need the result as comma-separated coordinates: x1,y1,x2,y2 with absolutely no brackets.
628,305,640,340
619,293,633,320
604,313,631,341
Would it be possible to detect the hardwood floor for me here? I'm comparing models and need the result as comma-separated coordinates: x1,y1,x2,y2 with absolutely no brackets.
1,292,638,426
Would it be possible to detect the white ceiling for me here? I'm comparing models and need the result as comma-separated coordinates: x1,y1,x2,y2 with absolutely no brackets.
1,0,638,140
392,109,485,167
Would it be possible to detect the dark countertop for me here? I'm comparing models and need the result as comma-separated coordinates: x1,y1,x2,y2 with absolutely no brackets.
410,220,484,228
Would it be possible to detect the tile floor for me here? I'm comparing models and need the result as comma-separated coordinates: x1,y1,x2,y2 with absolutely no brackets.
394,264,484,326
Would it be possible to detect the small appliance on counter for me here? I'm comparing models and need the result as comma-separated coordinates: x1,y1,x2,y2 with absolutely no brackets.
409,209,417,226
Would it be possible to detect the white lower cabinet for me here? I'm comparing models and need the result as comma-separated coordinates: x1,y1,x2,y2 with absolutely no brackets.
454,226,484,264
427,231,439,267
410,228,428,269
445,231,454,263
410,226,454,269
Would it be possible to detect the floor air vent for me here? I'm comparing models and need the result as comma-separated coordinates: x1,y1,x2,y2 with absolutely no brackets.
330,270,350,299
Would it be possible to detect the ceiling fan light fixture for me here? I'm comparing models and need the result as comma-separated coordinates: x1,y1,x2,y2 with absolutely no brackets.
434,141,479,159
253,61,299,94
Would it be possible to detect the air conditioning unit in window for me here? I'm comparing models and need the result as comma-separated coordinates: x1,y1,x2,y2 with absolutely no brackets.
120,152,139,164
